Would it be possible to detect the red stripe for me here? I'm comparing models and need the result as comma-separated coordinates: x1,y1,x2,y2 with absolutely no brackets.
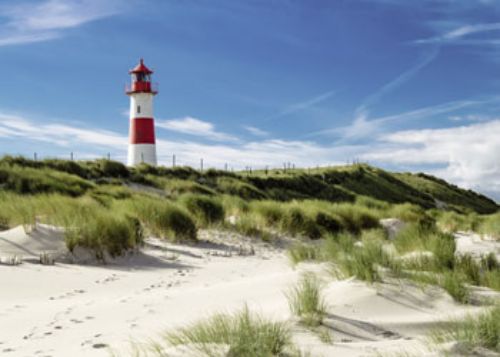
130,117,156,144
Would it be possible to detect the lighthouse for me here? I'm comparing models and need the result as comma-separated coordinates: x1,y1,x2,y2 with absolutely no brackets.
126,58,158,166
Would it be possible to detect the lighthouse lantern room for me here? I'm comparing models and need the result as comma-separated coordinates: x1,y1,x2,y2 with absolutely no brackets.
126,58,158,166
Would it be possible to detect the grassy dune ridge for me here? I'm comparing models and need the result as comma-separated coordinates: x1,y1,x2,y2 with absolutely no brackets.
0,156,498,259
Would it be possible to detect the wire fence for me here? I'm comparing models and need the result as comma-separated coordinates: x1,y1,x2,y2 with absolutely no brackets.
1,151,369,175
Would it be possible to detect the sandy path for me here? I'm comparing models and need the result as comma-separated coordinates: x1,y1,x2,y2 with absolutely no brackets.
0,227,497,357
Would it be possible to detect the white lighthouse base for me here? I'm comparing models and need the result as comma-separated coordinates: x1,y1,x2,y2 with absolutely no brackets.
128,144,157,166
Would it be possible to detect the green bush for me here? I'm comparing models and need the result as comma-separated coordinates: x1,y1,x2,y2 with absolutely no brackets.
180,194,225,226
315,212,342,234
280,207,321,239
96,159,129,178
131,199,197,242
0,164,93,196
65,213,143,260
251,201,285,225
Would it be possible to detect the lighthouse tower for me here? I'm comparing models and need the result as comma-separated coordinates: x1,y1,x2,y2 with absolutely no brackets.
126,58,158,166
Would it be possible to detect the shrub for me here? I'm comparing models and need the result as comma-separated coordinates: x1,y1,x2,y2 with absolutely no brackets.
131,199,197,242
315,212,342,234
65,213,143,260
97,159,129,178
164,306,293,356
280,207,321,239
286,273,327,327
251,201,285,225
180,194,225,226
0,164,93,196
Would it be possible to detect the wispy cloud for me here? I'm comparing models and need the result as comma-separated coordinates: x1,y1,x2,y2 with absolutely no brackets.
156,117,238,142
263,90,336,122
310,97,497,139
0,111,127,148
416,22,500,44
243,125,269,137
0,0,123,46
339,47,440,141
355,46,439,117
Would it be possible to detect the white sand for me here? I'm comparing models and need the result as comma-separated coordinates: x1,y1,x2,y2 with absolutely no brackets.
0,226,498,357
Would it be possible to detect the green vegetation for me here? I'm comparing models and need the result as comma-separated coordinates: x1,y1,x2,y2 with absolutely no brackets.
0,156,497,263
179,194,224,227
432,304,500,353
164,306,294,357
287,273,327,327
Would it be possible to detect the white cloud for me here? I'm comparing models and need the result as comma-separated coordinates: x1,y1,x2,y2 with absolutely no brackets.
361,119,500,194
1,109,499,198
243,125,269,137
0,111,356,169
0,0,122,46
156,116,238,142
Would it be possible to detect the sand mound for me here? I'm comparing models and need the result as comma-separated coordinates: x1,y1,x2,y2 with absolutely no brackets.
0,224,96,264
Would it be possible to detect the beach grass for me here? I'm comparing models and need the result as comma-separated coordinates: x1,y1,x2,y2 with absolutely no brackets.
286,273,327,327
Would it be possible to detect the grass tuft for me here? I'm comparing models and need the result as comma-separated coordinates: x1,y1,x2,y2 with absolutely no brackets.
432,304,500,353
286,273,327,327
164,305,293,356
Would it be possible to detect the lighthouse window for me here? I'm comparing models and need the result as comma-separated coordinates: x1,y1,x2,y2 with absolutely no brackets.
137,105,141,113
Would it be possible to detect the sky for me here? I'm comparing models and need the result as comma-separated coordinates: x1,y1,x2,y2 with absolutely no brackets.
0,0,500,199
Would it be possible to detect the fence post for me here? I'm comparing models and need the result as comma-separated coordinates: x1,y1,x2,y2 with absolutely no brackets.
70,152,74,161
107,152,111,160
34,152,37,161
172,154,176,168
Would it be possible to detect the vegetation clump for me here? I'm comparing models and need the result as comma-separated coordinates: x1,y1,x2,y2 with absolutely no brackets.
287,273,327,327
433,304,500,353
179,194,225,227
165,306,294,357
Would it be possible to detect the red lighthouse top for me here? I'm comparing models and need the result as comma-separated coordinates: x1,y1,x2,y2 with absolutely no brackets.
126,58,158,95
129,58,153,74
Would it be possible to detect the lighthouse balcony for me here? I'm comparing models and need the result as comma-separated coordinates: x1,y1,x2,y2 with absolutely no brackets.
125,82,159,95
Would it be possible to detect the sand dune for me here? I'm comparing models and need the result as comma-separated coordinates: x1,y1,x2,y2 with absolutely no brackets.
0,225,498,356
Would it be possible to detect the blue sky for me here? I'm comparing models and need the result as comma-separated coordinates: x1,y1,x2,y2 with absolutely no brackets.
1,0,500,198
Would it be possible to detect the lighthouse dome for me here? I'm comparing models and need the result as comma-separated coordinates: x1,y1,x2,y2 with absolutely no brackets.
129,58,153,74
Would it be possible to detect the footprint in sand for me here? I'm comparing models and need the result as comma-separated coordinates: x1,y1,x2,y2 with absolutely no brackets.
96,274,120,284
92,343,108,349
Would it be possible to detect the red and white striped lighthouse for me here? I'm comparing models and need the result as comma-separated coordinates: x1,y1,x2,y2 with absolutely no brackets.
126,58,158,166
